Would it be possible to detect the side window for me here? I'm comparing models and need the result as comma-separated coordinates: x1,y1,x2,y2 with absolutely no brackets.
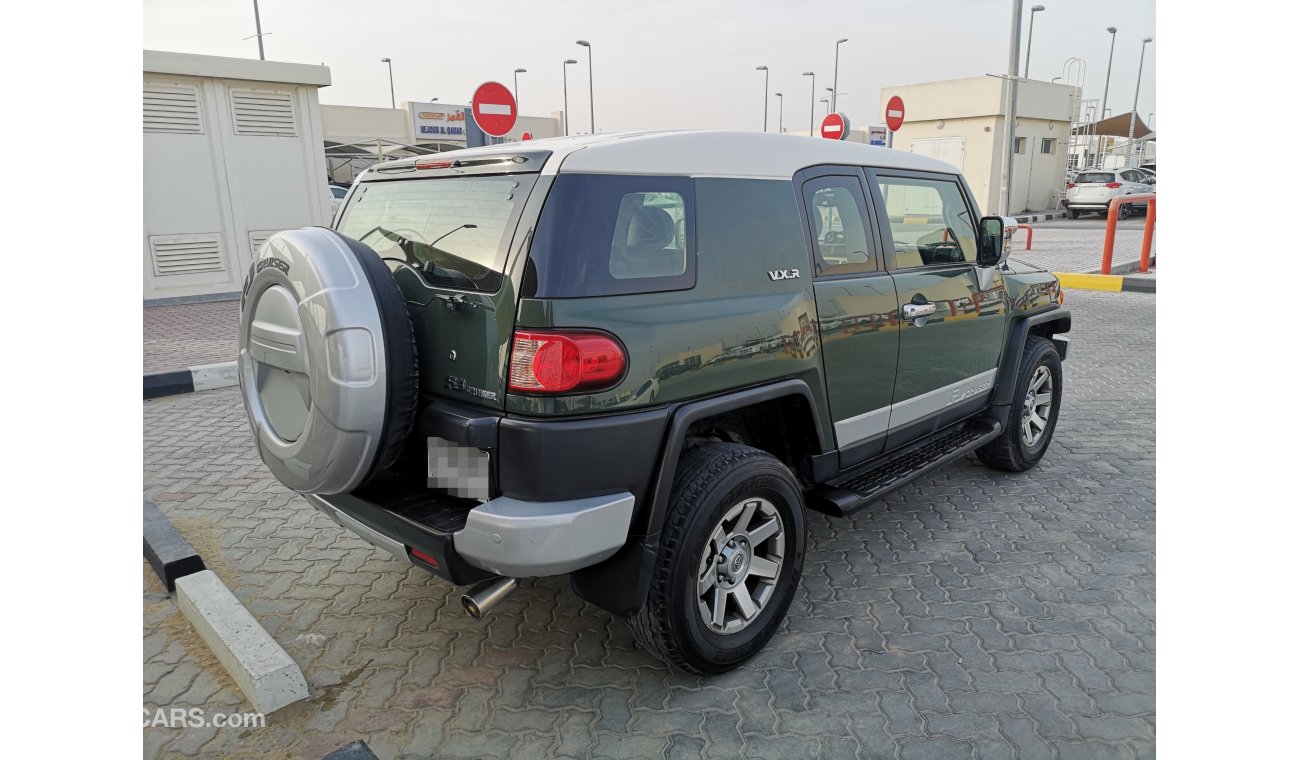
528,174,695,297
609,191,687,280
876,175,977,268
801,176,879,277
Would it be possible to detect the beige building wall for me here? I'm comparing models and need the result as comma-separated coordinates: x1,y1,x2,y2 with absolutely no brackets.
880,76,1077,215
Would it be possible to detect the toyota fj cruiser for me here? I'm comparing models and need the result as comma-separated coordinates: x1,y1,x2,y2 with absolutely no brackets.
239,131,1069,674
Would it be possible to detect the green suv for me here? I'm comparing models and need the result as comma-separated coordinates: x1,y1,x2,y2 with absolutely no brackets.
238,131,1069,674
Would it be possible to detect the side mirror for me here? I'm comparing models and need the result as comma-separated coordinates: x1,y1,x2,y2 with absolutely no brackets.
977,215,1007,267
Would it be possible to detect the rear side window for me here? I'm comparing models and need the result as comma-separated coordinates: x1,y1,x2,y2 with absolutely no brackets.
528,174,694,297
1075,172,1115,184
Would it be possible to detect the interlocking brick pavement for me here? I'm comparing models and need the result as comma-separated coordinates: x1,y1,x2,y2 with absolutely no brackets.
143,289,1155,759
1008,228,1155,276
144,299,240,374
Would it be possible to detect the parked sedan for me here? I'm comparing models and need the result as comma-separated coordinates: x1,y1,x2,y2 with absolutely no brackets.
328,185,349,217
1064,169,1154,219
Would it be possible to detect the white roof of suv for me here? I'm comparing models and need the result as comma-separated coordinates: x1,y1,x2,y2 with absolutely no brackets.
385,130,960,180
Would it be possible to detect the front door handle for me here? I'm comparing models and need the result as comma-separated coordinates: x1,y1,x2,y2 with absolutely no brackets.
902,302,937,321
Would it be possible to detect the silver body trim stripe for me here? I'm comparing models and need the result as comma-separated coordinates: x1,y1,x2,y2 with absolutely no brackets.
833,406,891,449
833,368,999,448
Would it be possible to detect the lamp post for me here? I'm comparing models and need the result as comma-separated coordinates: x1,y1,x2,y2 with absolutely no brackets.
513,68,527,112
251,0,266,60
576,41,594,133
832,38,847,112
803,72,815,135
756,66,769,131
1024,5,1045,78
1002,0,1024,216
380,57,395,109
820,97,831,117
1051,76,1061,82
562,59,576,135
1099,25,1118,167
774,92,784,133
1126,37,1152,166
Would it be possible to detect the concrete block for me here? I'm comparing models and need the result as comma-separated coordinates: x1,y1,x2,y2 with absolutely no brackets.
143,496,205,591
175,570,309,714
190,361,238,392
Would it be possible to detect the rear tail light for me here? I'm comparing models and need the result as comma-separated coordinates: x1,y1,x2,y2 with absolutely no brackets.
1066,182,1077,189
1105,182,1122,188
508,330,626,393
415,158,456,170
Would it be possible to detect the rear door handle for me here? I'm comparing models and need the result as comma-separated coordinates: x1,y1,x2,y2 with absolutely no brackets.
902,303,937,321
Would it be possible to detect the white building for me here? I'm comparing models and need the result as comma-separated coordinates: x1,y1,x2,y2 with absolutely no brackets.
879,76,1078,215
143,51,332,302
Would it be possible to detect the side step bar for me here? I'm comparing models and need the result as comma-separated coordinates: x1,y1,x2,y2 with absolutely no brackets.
806,419,1003,518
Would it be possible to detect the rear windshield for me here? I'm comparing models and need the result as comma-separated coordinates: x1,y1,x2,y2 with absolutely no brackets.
526,174,695,297
337,175,535,292
1075,172,1115,184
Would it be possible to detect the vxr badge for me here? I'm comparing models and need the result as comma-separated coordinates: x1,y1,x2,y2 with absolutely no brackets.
767,268,801,281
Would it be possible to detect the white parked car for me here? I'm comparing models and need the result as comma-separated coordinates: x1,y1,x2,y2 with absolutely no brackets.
328,185,349,217
1064,169,1154,219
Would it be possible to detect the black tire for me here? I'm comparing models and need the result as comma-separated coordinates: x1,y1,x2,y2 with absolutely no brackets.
1117,202,1132,220
1067,209,1079,219
977,336,1063,472
338,233,420,483
628,443,806,674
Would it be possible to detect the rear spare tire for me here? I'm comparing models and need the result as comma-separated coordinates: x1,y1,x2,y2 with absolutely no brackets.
238,228,418,495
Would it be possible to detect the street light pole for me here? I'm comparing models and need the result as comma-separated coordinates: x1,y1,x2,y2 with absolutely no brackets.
803,72,815,135
252,0,266,60
756,66,769,131
775,92,783,133
562,59,576,135
576,41,594,133
513,68,527,112
1002,0,1024,216
380,57,395,109
1126,37,1152,166
832,38,847,112
1099,26,1118,167
1024,5,1045,78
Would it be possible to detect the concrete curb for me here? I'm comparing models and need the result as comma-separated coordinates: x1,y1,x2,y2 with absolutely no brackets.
176,570,310,714
1054,272,1156,294
144,496,205,592
145,360,238,399
1014,210,1067,223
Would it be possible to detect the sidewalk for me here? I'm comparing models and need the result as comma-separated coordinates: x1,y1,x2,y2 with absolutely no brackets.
1009,228,1155,276
1011,208,1068,224
144,299,240,375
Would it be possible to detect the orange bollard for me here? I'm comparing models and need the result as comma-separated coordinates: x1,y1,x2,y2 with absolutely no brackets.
1023,225,1033,251
1100,193,1155,275
1101,203,1120,275
1139,196,1156,273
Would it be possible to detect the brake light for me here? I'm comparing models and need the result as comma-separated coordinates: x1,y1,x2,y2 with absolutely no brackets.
508,330,626,393
1105,182,1122,188
415,158,455,170
1066,182,1077,189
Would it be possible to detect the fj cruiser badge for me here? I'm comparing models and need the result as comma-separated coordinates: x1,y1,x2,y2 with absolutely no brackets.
446,375,498,401
768,268,801,281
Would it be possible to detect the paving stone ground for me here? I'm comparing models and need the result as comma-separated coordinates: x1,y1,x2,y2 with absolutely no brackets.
1007,228,1155,276
144,299,240,374
143,289,1155,759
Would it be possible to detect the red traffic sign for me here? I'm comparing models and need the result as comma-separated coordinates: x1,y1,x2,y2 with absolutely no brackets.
521,131,533,141
471,81,517,137
820,112,850,140
885,95,905,131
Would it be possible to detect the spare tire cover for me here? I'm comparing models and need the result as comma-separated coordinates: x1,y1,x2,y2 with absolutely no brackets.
238,228,415,495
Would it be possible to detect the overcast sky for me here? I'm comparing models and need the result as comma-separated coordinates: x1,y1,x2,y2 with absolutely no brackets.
144,0,1156,133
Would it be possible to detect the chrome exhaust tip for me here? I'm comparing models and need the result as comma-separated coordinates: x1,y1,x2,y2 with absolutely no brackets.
461,577,518,619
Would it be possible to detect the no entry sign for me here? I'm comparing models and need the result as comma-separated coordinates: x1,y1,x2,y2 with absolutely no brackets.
885,95,905,131
471,81,517,137
820,112,850,140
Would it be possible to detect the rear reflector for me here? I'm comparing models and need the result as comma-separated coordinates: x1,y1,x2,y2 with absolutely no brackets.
409,548,440,567
508,330,626,393
1105,182,1122,188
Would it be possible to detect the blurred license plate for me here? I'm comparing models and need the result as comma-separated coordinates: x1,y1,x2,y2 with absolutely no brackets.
427,437,490,502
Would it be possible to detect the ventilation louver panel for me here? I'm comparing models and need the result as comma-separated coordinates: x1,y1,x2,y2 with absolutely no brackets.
143,84,202,134
249,231,278,254
150,234,225,276
231,89,297,136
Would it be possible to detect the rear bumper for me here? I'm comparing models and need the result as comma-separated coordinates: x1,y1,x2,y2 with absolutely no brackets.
305,483,635,582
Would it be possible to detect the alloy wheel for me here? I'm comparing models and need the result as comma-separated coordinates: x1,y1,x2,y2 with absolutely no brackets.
696,497,786,635
1021,365,1054,447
